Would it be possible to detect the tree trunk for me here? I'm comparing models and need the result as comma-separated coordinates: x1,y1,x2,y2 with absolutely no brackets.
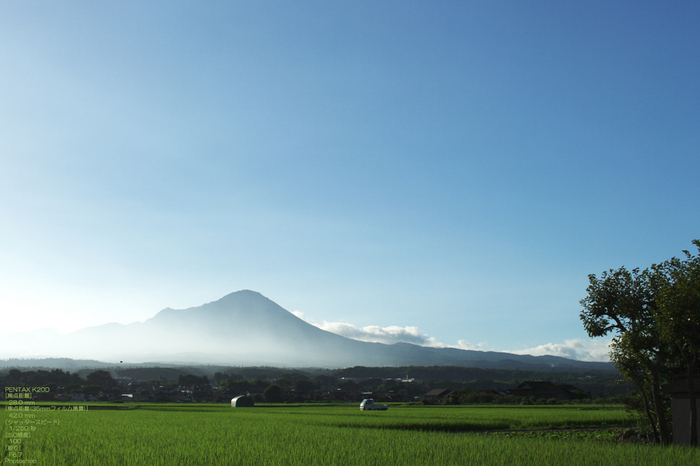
639,383,659,444
632,371,659,444
651,368,671,445
689,358,697,447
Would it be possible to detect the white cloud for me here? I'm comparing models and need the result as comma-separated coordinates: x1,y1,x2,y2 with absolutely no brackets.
457,340,487,351
511,338,612,362
292,311,449,347
320,322,450,347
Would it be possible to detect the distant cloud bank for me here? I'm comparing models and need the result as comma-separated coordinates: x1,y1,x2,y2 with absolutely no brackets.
512,338,612,362
321,323,448,347
292,311,447,347
292,311,612,362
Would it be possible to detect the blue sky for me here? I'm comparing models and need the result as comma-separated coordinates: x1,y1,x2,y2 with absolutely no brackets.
1,1,698,361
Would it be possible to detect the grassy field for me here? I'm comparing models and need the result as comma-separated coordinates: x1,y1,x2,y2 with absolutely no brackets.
2,403,699,465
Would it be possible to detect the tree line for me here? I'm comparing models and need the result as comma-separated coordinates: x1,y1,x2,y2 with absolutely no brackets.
1,367,624,405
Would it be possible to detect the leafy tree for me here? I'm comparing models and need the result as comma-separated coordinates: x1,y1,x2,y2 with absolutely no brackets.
86,370,118,391
293,379,317,394
263,384,284,403
657,240,700,446
581,240,700,445
580,265,671,443
338,380,359,393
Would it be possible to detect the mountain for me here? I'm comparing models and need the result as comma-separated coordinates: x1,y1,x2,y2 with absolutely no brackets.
0,290,613,371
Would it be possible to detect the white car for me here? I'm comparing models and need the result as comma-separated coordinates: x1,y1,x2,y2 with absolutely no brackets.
360,398,388,411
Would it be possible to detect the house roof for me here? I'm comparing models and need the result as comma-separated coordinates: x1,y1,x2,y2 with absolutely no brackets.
424,388,453,398
516,382,564,392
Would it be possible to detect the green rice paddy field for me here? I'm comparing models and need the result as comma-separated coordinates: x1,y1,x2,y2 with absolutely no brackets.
3,404,699,465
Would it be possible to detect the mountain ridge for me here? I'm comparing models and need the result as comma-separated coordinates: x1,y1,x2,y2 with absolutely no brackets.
0,290,613,371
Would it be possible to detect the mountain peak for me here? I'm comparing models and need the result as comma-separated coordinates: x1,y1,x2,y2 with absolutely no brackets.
216,289,267,301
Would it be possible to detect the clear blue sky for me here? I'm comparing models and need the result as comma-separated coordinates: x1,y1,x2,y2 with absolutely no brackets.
1,1,698,361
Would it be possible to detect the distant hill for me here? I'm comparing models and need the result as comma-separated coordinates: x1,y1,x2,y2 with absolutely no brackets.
0,358,115,370
0,290,614,371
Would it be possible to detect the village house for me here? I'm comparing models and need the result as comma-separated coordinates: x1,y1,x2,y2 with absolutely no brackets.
423,388,455,403
511,381,578,401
